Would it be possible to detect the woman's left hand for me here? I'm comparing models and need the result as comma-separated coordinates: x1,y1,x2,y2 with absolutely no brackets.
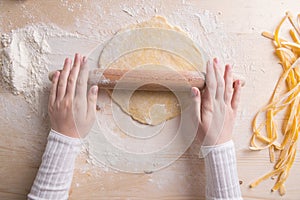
48,53,98,138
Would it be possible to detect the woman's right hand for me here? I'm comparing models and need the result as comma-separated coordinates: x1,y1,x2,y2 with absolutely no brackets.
191,58,242,147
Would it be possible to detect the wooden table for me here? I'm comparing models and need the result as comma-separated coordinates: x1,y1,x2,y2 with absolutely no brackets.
0,0,299,199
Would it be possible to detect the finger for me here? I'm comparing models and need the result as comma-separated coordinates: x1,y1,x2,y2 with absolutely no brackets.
49,71,60,106
201,60,215,116
66,53,81,99
224,64,233,104
213,58,225,100
57,58,72,101
231,80,242,111
191,87,202,122
200,86,213,125
76,56,89,97
205,60,217,99
87,85,98,120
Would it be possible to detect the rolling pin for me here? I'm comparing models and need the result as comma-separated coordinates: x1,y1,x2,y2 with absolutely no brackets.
48,68,244,91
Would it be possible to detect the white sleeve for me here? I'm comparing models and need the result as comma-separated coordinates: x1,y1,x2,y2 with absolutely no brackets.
28,129,81,200
201,140,243,200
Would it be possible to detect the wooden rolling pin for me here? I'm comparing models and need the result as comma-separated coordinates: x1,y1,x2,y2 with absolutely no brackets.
48,68,244,91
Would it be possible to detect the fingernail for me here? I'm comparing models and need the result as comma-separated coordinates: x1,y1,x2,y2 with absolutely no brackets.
213,57,218,63
83,56,87,63
92,86,98,95
235,80,240,87
191,87,198,97
53,71,60,81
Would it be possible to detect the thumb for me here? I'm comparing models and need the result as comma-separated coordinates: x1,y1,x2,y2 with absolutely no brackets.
191,87,202,122
87,85,98,120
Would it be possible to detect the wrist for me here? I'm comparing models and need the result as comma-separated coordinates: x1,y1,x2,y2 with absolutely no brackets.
51,128,80,139
200,140,234,158
202,139,233,148
215,135,232,145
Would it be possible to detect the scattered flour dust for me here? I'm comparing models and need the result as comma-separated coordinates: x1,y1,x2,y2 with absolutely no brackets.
0,24,85,111
167,8,234,65
1,25,50,97
0,7,233,173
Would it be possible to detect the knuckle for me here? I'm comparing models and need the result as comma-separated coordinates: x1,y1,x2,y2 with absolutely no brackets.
63,99,73,108
217,79,225,87
58,81,65,88
207,81,216,89
55,103,61,110
81,62,88,69
217,84,224,90
74,102,81,111
76,77,84,86
202,103,213,113
227,87,233,93
68,76,75,85
48,104,54,113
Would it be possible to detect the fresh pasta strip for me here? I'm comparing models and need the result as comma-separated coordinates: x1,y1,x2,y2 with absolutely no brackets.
249,12,300,196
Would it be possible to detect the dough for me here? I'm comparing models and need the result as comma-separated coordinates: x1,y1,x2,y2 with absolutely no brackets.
100,16,205,125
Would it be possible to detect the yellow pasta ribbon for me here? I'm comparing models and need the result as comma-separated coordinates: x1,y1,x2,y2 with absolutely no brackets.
249,12,300,196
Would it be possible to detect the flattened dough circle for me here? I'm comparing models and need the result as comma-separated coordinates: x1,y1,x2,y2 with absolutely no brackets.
99,16,206,125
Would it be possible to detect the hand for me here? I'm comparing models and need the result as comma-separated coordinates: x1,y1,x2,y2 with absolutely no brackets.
48,53,98,138
191,58,242,147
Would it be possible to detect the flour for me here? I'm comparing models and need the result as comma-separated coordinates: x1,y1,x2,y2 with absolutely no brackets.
60,0,82,12
0,24,90,111
168,8,234,65
1,25,50,106
196,10,219,34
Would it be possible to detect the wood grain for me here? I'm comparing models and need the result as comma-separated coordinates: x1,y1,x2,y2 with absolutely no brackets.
1,0,300,199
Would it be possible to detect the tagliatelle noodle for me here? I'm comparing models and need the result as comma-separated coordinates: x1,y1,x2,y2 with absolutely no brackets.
250,12,300,196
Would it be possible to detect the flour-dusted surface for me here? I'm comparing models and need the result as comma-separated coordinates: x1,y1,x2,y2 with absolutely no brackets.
1,0,300,199
1,25,63,108
0,24,100,115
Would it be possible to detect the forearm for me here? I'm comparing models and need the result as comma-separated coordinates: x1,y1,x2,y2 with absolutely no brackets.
202,140,243,200
28,129,81,200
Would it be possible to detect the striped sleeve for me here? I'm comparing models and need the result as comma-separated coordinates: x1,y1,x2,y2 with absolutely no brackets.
201,140,243,200
28,129,81,200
